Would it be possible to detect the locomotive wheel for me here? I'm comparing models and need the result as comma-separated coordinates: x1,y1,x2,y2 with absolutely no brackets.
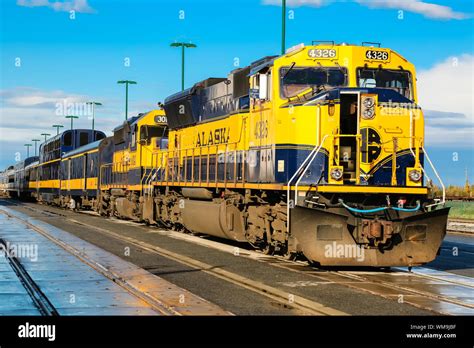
263,243,275,255
284,252,297,261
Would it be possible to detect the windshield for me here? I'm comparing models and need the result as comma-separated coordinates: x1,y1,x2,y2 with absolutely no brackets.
280,67,347,98
147,126,168,138
357,68,412,100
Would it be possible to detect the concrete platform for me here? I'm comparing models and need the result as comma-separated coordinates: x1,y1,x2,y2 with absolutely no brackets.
0,206,229,316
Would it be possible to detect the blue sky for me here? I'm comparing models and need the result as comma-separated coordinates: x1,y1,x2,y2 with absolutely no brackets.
0,0,473,185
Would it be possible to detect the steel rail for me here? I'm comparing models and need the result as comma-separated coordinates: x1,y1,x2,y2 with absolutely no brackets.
0,237,59,316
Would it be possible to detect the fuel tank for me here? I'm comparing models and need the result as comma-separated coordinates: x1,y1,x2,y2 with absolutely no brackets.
180,199,247,241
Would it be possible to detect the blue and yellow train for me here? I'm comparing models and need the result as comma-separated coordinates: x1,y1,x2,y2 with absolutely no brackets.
0,42,449,267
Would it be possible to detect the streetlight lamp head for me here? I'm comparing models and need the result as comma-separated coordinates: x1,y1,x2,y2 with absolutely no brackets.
86,101,103,106
170,42,197,48
117,80,137,85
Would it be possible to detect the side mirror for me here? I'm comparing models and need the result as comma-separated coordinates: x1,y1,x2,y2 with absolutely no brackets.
258,74,268,100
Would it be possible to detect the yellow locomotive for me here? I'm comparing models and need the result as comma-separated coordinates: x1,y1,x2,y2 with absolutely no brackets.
98,42,448,267
5,42,449,267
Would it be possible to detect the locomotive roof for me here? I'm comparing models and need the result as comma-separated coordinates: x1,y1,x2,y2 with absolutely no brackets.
25,160,39,170
15,156,39,168
113,116,139,133
165,78,226,104
249,55,278,75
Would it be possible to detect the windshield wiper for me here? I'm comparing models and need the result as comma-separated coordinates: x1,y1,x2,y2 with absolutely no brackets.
283,62,296,79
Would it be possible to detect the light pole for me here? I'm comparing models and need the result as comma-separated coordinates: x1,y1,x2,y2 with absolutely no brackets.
65,115,79,130
170,42,197,91
52,124,64,135
86,101,102,132
24,144,32,158
32,139,40,156
117,80,137,121
41,133,51,142
281,0,286,55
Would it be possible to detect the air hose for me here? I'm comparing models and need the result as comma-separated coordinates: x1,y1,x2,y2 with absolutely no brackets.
338,199,421,214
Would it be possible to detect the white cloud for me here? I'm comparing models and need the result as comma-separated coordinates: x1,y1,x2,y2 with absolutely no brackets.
356,0,470,20
417,54,474,147
1,87,88,108
0,87,158,165
262,0,470,20
16,0,96,14
417,55,473,119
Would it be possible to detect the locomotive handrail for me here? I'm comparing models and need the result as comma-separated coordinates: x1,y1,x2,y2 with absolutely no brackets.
146,150,167,192
294,134,344,201
158,138,244,186
286,132,431,234
139,141,161,195
287,134,329,235
417,146,446,208
327,133,362,184
378,134,445,207
99,161,130,188
143,163,161,196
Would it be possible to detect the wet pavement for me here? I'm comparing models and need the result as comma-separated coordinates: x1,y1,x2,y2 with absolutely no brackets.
0,205,228,316
0,209,158,315
2,199,473,316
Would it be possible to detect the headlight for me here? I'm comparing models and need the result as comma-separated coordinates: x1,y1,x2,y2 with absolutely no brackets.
408,169,422,182
361,95,376,120
363,108,375,119
330,167,343,181
363,97,375,108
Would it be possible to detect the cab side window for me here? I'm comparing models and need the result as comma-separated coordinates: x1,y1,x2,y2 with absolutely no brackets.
64,132,72,147
131,125,138,149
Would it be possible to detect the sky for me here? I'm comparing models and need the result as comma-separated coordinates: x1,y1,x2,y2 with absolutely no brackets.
0,0,473,185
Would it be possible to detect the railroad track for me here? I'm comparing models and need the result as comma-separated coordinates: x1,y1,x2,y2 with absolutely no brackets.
0,238,59,316
0,205,230,316
4,200,474,315
447,219,474,234
3,202,344,315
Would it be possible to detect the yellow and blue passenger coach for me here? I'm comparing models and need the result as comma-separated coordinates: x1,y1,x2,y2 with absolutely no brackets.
29,129,106,205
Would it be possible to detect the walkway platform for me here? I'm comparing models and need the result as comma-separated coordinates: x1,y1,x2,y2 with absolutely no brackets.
0,206,229,316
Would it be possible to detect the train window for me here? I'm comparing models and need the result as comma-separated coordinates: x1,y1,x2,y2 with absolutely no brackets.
149,126,168,139
156,137,168,149
357,68,412,100
139,126,168,146
80,132,89,146
280,66,347,98
131,125,138,149
64,132,72,147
